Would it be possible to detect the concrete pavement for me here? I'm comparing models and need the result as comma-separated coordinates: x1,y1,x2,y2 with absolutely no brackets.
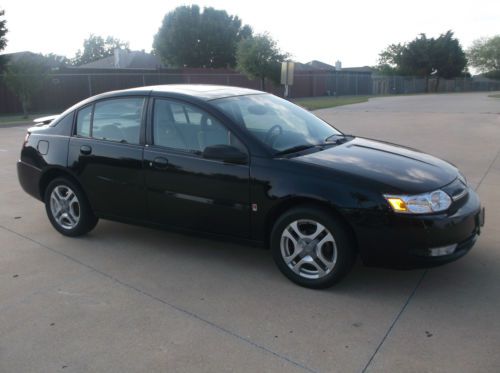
1,92,499,372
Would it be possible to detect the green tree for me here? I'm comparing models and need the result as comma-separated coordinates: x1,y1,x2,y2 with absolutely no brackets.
4,54,48,117
153,5,252,68
377,36,433,78
73,34,129,65
401,34,435,77
236,33,288,90
0,9,7,51
0,9,8,71
44,53,70,68
467,35,500,77
377,31,467,90
377,43,406,75
432,31,467,88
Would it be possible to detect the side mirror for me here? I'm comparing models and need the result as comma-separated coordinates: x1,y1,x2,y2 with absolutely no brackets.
202,145,247,164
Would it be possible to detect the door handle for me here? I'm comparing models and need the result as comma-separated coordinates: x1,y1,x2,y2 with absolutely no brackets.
151,157,169,169
80,145,92,155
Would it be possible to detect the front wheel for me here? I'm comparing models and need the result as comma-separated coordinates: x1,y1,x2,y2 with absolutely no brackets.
271,206,356,289
44,177,98,237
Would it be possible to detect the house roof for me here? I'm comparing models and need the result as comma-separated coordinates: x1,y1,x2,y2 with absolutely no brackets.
0,51,37,61
75,50,163,70
305,60,336,70
0,51,65,69
295,60,373,73
340,66,373,73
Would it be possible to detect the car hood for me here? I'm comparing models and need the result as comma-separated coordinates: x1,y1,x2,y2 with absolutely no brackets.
293,137,458,193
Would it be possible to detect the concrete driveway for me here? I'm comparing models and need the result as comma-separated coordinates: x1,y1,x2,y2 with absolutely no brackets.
1,92,499,372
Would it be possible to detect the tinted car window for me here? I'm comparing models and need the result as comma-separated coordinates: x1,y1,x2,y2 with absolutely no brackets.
92,98,144,144
76,106,92,137
171,103,189,124
51,112,73,128
153,99,245,153
213,94,341,152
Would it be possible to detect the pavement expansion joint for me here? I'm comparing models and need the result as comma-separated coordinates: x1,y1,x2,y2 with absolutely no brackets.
361,269,428,373
0,223,318,373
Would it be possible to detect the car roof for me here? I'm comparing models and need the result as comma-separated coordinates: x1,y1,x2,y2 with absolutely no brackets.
114,84,264,101
51,84,267,128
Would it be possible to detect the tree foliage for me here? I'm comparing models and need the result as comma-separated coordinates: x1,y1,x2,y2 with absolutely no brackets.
0,8,7,52
0,8,7,71
73,34,129,65
44,53,70,68
153,5,252,68
401,34,435,77
377,43,406,74
467,35,500,76
377,31,467,83
236,33,288,90
433,31,467,79
3,54,48,117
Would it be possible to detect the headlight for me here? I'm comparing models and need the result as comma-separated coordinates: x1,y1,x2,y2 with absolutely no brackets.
383,190,452,214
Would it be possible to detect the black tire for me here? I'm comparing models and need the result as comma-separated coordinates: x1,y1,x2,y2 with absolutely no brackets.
44,177,98,237
271,205,356,289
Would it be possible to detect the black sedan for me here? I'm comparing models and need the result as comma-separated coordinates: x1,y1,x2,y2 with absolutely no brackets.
17,85,485,288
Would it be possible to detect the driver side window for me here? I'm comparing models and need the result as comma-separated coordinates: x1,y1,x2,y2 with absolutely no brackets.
153,99,245,153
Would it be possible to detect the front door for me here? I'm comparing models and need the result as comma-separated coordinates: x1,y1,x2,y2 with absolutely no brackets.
143,97,250,238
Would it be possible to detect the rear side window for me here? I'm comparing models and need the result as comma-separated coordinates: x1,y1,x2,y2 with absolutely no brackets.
50,112,72,128
93,98,144,144
76,106,92,137
75,97,145,144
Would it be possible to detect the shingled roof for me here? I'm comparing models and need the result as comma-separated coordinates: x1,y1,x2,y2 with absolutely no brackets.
75,50,163,70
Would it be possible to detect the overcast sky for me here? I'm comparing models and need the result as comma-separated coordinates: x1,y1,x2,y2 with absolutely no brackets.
1,0,499,67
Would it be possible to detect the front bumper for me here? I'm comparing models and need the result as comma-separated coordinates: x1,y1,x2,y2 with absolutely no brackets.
352,188,483,269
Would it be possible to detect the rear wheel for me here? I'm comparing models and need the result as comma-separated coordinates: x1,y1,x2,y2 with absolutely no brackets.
44,177,98,237
271,205,356,289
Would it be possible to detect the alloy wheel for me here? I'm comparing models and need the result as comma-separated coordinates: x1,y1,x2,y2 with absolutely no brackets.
49,185,81,230
280,219,338,279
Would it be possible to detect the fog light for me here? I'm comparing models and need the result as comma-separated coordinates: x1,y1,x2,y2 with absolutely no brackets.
428,244,457,257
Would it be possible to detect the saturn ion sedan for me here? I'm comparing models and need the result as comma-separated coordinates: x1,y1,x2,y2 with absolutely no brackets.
17,85,485,288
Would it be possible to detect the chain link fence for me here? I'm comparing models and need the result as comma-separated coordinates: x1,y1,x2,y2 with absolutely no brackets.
372,75,500,95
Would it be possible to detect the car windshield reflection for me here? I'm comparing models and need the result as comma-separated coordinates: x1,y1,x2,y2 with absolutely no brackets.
212,94,342,153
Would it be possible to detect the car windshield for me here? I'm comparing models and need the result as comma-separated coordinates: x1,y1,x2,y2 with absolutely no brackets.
212,94,342,154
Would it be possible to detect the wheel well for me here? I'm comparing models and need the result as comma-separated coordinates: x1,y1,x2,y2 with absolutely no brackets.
39,169,81,201
264,198,359,251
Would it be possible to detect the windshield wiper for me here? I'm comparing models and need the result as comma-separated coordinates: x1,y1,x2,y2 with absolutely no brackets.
274,144,318,156
324,133,353,144
275,135,354,157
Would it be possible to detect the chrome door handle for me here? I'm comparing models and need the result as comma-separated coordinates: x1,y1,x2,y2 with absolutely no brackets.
151,157,169,169
80,145,92,155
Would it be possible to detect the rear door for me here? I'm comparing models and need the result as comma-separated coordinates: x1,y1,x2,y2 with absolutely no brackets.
68,96,147,220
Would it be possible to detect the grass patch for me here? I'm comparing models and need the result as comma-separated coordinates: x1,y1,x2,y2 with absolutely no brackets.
293,96,370,110
488,93,500,98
